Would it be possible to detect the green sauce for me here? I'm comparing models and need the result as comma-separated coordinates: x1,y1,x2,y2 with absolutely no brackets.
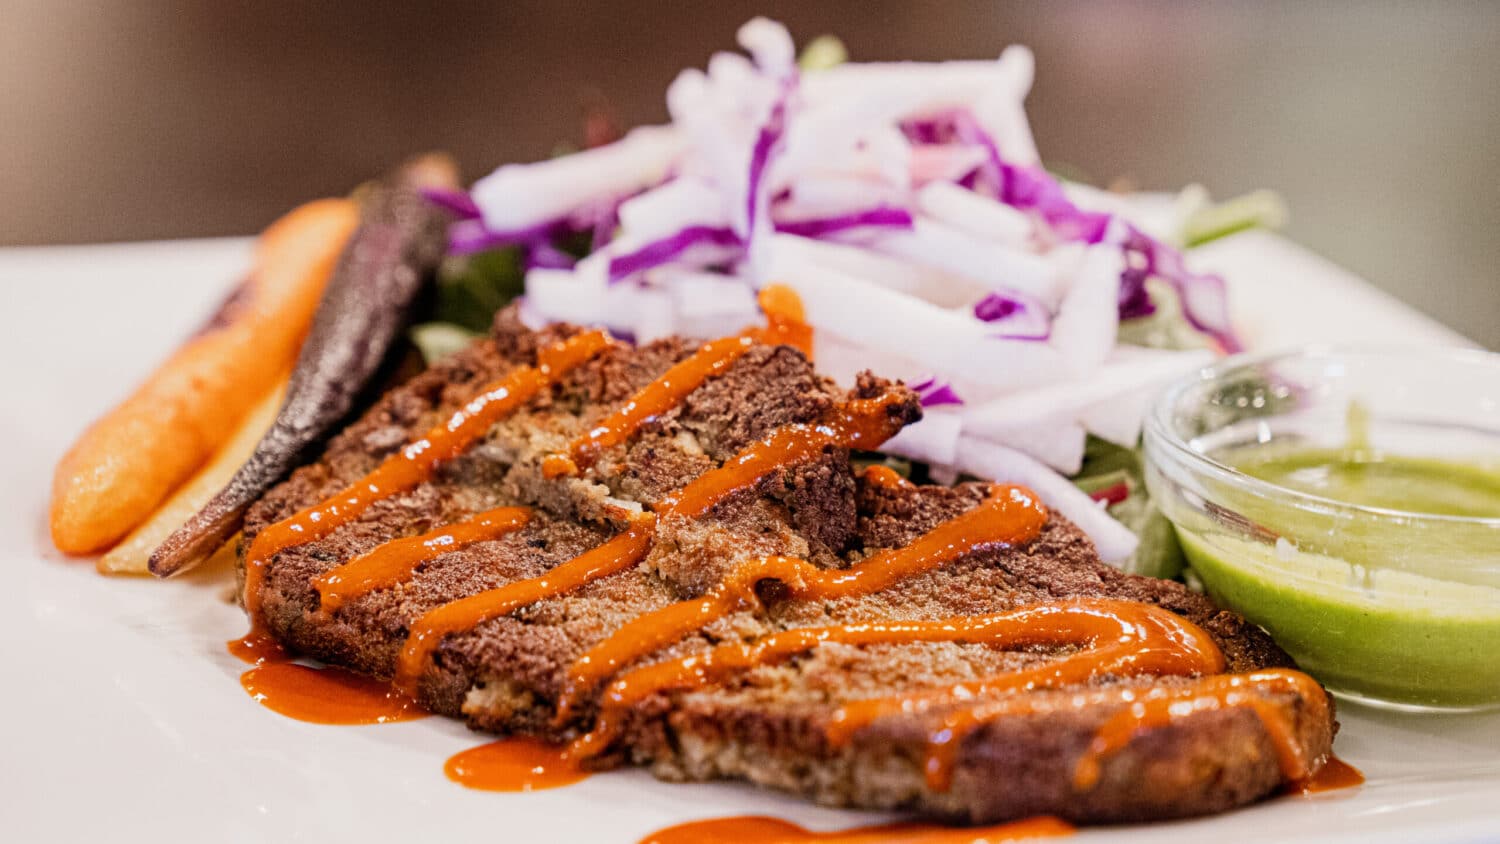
1169,443,1500,709
1232,448,1500,519
1179,532,1500,709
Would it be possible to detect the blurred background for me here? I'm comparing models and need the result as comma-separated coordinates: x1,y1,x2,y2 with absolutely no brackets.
2,1,1496,345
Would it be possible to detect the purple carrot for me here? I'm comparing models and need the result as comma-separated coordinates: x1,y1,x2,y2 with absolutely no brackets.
149,155,459,576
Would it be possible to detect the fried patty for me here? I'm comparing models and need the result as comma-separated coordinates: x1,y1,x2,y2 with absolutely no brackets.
242,308,1335,824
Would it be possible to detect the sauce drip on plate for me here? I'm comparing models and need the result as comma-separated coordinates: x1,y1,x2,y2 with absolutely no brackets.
1294,755,1364,794
239,662,427,725
227,629,287,664
230,633,426,725
636,814,1074,844
445,737,590,792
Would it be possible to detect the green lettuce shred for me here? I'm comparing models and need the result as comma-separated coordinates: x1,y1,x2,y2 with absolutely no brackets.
1072,436,1186,580
798,35,848,72
427,247,527,333
1183,188,1287,247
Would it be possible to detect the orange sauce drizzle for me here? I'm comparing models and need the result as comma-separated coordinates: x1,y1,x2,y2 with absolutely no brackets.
394,394,908,700
545,285,812,478
567,596,1215,768
826,603,1226,789
444,737,590,792
756,283,814,359
558,486,1048,726
656,394,912,520
1073,668,1331,791
393,517,659,697
560,334,758,474
236,329,611,635
541,453,580,479
311,506,532,616
862,464,914,490
220,289,1330,806
1294,755,1364,794
637,814,1073,844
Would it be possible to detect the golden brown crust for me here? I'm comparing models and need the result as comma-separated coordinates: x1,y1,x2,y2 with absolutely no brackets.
242,307,1334,825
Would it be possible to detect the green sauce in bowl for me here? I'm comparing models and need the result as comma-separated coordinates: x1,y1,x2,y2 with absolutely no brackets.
1179,529,1500,710
1145,348,1500,711
1180,448,1500,708
1233,448,1500,519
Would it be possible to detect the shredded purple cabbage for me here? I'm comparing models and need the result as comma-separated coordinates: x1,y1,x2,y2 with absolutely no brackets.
910,376,965,407
1118,228,1158,319
569,193,629,252
746,100,787,236
946,111,1110,244
1118,226,1238,350
525,242,578,271
901,118,945,146
607,225,743,284
974,290,1051,341
901,109,1237,348
419,187,483,220
774,206,914,238
741,81,795,272
448,217,569,256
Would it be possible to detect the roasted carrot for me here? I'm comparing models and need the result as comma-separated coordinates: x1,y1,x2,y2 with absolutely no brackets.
150,155,459,577
97,376,287,575
50,199,358,554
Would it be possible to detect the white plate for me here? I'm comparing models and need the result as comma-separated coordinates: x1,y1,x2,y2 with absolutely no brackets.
3,233,1497,844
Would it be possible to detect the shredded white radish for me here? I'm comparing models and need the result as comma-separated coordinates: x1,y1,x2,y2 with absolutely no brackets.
962,347,1212,439
916,181,1034,246
525,263,609,327
617,179,728,240
660,269,759,338
629,288,677,344
969,422,1087,475
784,177,906,218
948,439,1140,563
736,17,796,80
765,247,1069,392
882,411,963,468
769,233,979,307
472,126,682,231
477,19,1237,569
910,145,989,188
1078,402,1144,449
1046,244,1122,374
869,218,1063,305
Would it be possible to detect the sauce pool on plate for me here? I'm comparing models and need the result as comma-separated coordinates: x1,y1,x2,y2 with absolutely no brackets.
636,814,1074,844
444,737,590,792
229,635,426,725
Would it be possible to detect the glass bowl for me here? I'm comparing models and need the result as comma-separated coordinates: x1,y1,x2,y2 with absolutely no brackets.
1144,346,1500,711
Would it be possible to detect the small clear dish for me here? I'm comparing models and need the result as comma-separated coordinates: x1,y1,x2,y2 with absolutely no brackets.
1144,346,1500,711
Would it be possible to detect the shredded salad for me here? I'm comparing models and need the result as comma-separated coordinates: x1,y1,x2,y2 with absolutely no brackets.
419,18,1282,575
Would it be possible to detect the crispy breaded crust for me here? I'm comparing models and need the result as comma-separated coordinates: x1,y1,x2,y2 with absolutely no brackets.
243,307,1334,824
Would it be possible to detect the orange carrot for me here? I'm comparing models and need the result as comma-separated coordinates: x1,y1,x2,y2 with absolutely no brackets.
50,199,358,554
97,375,287,575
